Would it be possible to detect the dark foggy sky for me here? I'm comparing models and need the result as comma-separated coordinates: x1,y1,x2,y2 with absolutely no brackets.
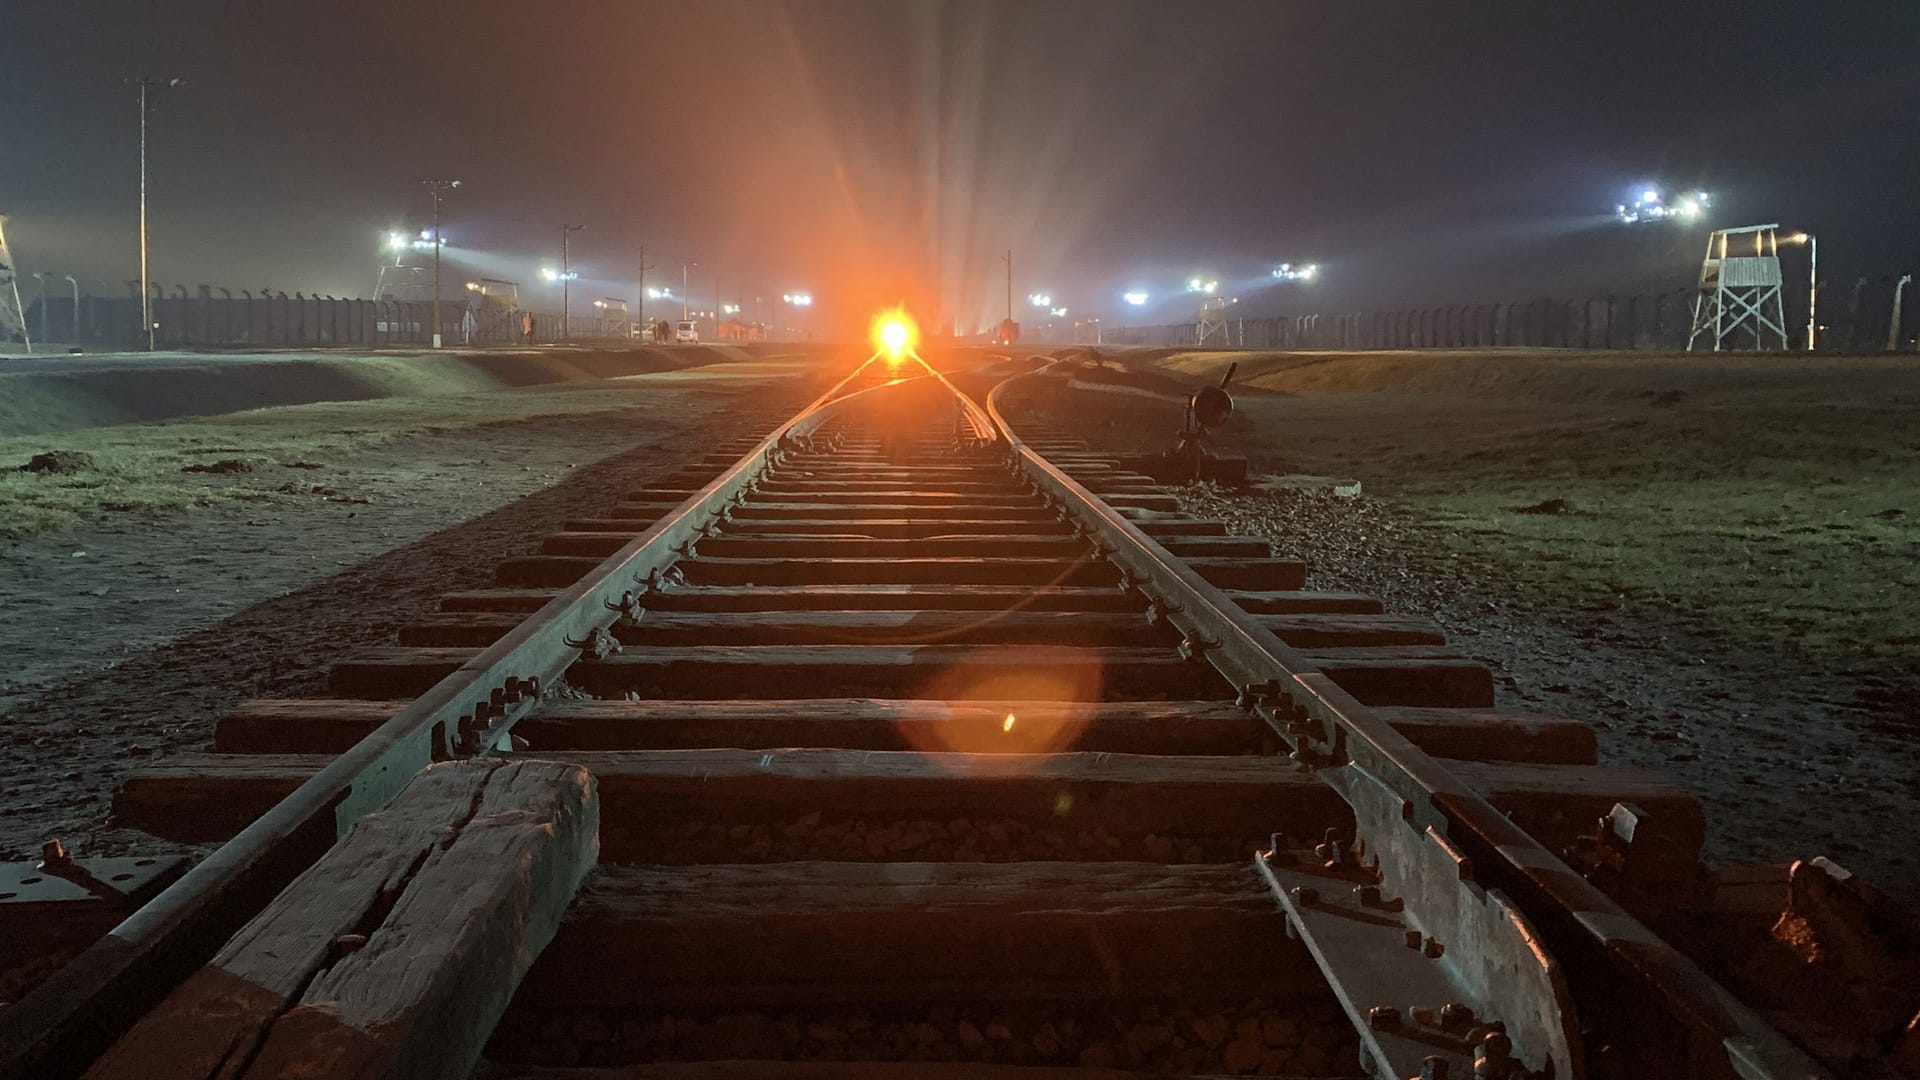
3,0,1916,334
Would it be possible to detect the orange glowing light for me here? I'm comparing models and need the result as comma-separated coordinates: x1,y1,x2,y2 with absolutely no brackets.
1003,712,1017,732
870,306,919,361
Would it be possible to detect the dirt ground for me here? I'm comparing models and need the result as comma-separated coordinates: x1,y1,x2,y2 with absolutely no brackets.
0,355,824,862
1024,348,1920,906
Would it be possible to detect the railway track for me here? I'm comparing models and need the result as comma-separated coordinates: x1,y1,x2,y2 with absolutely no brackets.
0,349,1868,1079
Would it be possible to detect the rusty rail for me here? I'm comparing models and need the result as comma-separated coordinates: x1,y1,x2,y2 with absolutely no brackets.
983,366,1828,1080
0,358,909,1079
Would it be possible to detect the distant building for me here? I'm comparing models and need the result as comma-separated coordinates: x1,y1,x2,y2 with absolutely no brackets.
717,319,767,342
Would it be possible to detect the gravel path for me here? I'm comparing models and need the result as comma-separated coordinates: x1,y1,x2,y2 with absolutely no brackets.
1172,482,1920,905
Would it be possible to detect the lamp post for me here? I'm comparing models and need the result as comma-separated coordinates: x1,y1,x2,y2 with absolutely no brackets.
131,75,182,352
681,261,696,321
1889,275,1912,352
560,224,584,341
30,272,49,344
422,178,460,347
636,245,653,331
1002,249,1012,323
1788,231,1817,350
65,274,79,345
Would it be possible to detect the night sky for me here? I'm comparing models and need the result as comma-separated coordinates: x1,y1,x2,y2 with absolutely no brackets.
3,0,1916,335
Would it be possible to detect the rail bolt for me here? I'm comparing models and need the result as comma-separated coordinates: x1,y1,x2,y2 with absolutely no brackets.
1440,1002,1475,1030
39,838,69,869
1261,832,1293,864
1473,1031,1514,1079
1368,1005,1402,1031
1413,1056,1450,1080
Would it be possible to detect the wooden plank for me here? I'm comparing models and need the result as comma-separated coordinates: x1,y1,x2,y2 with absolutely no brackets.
1155,535,1272,557
753,480,1029,494
495,555,605,588
741,491,1044,507
433,585,1380,616
562,517,1083,538
216,699,1271,756
115,750,1696,865
1182,558,1307,591
116,749,1347,852
328,643,1485,705
702,503,1059,522
441,588,561,613
1371,707,1597,765
1095,493,1179,511
86,758,597,1080
547,535,1098,559
481,1065,1190,1079
674,557,1125,588
396,610,1444,650
217,698,1594,763
567,645,1229,701
645,584,1147,613
1225,590,1383,615
515,861,1315,1007
1306,654,1494,708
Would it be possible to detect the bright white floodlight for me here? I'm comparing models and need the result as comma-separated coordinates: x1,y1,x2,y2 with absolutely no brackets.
540,267,578,283
1272,262,1320,282
1618,186,1710,225
1184,277,1218,294
783,292,813,306
1122,290,1149,306
1028,292,1052,307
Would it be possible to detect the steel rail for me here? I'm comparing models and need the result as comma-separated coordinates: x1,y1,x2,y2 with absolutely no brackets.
981,367,1828,1080
0,355,908,1080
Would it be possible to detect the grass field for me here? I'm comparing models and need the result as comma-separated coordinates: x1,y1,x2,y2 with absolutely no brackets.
0,354,815,543
1117,348,1920,672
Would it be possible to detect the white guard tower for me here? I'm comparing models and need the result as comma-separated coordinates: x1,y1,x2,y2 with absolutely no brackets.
1688,224,1788,351
0,215,31,352
1195,297,1233,346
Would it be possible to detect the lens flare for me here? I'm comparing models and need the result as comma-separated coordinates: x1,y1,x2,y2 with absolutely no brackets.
870,306,919,361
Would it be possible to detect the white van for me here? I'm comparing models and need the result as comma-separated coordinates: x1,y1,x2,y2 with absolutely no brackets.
675,320,699,343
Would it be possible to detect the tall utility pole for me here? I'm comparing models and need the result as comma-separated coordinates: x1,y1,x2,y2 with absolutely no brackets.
422,178,461,347
636,245,652,329
560,223,584,341
1888,274,1912,352
1003,248,1013,322
1804,233,1817,351
31,272,49,344
132,75,182,352
682,261,696,321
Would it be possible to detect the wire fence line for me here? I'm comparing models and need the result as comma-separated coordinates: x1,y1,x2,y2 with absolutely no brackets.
1103,278,1919,352
15,286,647,350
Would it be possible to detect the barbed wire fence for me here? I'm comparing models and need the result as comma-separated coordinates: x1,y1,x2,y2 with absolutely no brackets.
13,284,648,349
1101,277,1919,352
